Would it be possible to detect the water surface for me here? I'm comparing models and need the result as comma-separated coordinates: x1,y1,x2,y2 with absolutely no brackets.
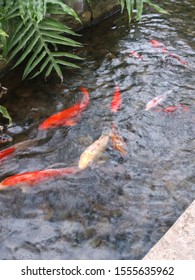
0,0,195,259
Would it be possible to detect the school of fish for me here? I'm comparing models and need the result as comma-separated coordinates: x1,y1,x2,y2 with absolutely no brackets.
0,38,191,189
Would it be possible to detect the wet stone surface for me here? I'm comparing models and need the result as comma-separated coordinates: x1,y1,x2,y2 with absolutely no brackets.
0,0,195,259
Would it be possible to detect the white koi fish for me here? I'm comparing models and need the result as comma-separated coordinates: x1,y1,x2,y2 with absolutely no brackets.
78,133,110,170
145,89,173,111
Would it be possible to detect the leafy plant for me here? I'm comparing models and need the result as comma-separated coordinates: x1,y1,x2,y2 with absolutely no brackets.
120,0,169,22
0,105,12,125
0,0,83,81
0,0,168,81
0,83,12,125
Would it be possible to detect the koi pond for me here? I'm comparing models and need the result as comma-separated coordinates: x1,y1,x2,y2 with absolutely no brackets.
0,0,195,259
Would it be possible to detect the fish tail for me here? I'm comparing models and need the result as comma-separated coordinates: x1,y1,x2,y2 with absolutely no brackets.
80,87,90,109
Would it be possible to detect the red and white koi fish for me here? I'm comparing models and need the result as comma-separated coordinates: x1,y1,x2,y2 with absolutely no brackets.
129,51,142,60
159,104,190,114
145,94,167,111
110,123,127,157
110,85,122,113
145,88,176,111
169,53,189,65
0,167,79,190
149,40,189,66
39,87,90,130
149,40,165,48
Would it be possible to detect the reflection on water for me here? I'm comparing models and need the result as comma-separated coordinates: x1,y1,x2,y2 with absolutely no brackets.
0,0,195,259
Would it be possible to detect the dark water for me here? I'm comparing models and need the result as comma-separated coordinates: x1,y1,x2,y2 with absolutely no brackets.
0,0,195,259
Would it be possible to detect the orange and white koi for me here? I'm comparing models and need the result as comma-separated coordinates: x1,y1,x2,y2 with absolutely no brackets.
78,133,110,170
110,123,127,157
110,85,122,113
39,87,90,130
130,51,142,60
0,167,79,190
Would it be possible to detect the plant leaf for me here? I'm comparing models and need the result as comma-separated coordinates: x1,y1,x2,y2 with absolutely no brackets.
143,0,169,14
23,50,47,79
0,105,12,125
136,0,143,21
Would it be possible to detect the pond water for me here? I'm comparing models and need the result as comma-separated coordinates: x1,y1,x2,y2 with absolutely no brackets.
0,0,195,259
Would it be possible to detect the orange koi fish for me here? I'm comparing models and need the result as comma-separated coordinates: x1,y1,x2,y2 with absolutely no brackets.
0,146,16,162
130,51,142,60
0,167,79,190
0,139,39,163
39,87,90,130
110,85,122,113
110,123,127,157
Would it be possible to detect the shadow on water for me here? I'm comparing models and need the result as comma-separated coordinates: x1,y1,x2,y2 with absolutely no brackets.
0,0,195,259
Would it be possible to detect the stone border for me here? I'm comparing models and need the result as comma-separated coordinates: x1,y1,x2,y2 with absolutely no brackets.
143,200,195,260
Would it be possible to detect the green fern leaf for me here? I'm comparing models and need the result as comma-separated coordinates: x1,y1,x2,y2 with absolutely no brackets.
143,0,169,14
41,31,82,47
9,26,36,62
30,57,50,79
12,33,40,68
6,20,32,54
23,50,47,79
53,52,83,60
22,42,44,79
39,18,80,36
136,0,143,21
47,0,81,23
45,63,54,79
55,59,81,69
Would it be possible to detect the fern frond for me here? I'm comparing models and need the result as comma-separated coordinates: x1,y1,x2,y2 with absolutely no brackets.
2,0,83,81
120,0,168,22
143,0,169,15
136,0,143,21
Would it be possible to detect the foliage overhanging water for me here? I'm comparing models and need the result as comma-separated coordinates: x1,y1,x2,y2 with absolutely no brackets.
0,0,195,259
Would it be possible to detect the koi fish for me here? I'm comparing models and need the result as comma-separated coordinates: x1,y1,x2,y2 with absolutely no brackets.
110,85,122,113
145,94,166,111
145,88,180,111
149,40,164,48
169,53,189,65
149,40,189,66
78,132,110,170
0,167,79,190
110,123,127,157
130,51,142,60
0,146,16,162
39,87,90,130
160,104,189,113
0,139,39,163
